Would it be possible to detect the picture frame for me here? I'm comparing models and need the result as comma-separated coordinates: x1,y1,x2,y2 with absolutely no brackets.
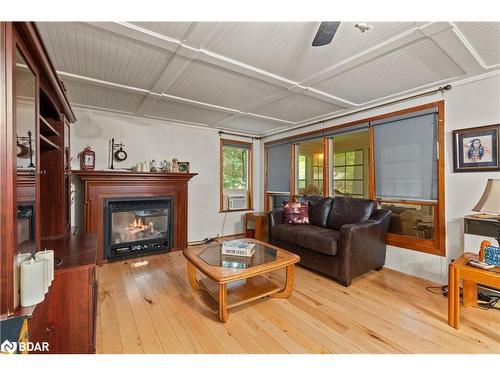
177,161,190,173
453,124,500,173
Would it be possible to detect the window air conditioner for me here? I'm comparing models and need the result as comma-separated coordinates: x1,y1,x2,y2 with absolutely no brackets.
228,194,247,210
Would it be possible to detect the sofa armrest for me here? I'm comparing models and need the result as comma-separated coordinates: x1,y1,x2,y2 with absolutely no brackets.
268,208,284,227
267,208,284,239
337,209,391,285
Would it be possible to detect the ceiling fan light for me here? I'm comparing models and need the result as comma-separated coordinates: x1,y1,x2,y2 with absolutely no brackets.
354,23,372,33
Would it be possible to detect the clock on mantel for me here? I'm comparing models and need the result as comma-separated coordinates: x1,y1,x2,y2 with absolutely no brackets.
80,147,95,170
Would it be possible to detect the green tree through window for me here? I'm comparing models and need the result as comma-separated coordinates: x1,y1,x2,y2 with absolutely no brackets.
223,145,248,189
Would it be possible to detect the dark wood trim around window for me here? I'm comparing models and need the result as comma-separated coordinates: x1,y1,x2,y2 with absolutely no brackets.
290,143,296,197
323,138,329,197
219,138,254,213
263,100,446,256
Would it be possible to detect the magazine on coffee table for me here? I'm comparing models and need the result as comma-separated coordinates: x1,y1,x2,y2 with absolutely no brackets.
221,240,255,257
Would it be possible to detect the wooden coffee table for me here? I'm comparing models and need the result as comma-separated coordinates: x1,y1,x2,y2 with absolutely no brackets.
183,239,300,322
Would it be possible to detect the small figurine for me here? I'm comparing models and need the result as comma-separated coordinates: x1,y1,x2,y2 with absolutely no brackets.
172,158,179,173
160,160,172,173
150,159,157,172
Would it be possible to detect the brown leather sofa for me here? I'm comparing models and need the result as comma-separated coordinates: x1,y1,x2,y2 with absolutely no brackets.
267,195,391,286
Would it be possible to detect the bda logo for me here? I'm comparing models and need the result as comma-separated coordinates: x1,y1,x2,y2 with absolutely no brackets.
1,339,17,354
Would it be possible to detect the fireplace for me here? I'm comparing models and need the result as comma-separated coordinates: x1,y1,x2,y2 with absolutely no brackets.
104,197,174,260
73,170,197,261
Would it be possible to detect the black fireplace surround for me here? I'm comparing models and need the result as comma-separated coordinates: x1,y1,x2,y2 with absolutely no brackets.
104,196,174,260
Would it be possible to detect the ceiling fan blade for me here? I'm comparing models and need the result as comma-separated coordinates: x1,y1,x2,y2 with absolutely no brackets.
312,22,341,47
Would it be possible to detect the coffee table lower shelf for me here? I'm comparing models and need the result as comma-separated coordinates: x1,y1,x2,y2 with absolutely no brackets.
199,276,282,309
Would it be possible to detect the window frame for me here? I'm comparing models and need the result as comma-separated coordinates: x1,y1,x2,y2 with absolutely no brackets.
220,138,254,213
293,138,328,197
332,149,365,197
369,102,445,255
312,152,324,191
298,155,307,191
263,100,446,256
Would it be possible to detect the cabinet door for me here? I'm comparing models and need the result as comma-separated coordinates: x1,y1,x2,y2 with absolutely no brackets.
11,31,39,313
48,267,95,353
15,46,38,254
28,297,50,350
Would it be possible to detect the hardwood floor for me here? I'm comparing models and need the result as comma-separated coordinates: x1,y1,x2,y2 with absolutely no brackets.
95,249,500,354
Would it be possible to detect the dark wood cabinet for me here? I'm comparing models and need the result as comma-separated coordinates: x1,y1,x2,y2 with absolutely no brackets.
28,235,97,353
1,22,96,354
47,266,96,353
27,297,49,346
1,22,77,315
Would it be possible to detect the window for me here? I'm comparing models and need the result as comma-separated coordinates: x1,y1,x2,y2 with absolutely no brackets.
264,100,445,255
333,150,364,197
298,155,306,190
265,142,291,211
295,138,325,196
372,104,444,255
220,139,253,212
313,152,324,191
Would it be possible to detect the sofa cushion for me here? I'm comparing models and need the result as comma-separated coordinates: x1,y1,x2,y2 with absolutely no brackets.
272,224,339,256
271,223,311,244
300,195,333,227
296,226,340,256
326,196,376,230
283,202,309,224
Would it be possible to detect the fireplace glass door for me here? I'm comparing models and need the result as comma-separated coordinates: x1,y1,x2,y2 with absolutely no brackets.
105,197,173,259
111,209,168,244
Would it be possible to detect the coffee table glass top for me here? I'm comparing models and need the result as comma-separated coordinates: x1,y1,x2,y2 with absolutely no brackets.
198,243,277,269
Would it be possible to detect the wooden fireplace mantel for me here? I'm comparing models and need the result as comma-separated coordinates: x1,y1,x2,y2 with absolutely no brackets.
72,170,198,262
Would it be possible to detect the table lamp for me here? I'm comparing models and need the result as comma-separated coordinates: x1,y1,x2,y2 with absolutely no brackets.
472,179,500,245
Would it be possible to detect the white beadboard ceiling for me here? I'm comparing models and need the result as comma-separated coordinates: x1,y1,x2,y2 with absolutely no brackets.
36,21,500,136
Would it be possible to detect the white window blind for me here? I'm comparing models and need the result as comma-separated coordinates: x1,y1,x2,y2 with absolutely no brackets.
266,143,291,193
373,108,438,201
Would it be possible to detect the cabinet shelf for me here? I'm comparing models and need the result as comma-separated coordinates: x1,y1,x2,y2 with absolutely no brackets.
39,115,60,137
40,134,60,151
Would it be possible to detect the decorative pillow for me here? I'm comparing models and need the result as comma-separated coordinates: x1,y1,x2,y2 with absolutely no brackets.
283,202,309,224
300,195,333,227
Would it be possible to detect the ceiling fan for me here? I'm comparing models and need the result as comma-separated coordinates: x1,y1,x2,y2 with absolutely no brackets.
312,22,341,47
312,22,372,47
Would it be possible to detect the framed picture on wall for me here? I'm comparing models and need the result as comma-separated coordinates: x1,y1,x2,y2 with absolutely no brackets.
177,162,190,173
453,124,500,172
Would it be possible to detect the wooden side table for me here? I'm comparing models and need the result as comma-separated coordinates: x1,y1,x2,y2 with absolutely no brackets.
244,212,268,242
448,252,500,329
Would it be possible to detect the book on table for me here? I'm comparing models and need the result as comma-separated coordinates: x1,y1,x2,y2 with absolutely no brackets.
221,240,255,257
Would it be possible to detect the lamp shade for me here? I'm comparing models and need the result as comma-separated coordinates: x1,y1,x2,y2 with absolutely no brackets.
472,179,500,214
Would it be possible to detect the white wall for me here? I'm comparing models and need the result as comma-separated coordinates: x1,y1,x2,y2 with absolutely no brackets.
70,108,262,243
262,71,500,283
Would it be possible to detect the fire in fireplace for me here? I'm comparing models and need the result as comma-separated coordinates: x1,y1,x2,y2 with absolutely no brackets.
104,197,173,260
